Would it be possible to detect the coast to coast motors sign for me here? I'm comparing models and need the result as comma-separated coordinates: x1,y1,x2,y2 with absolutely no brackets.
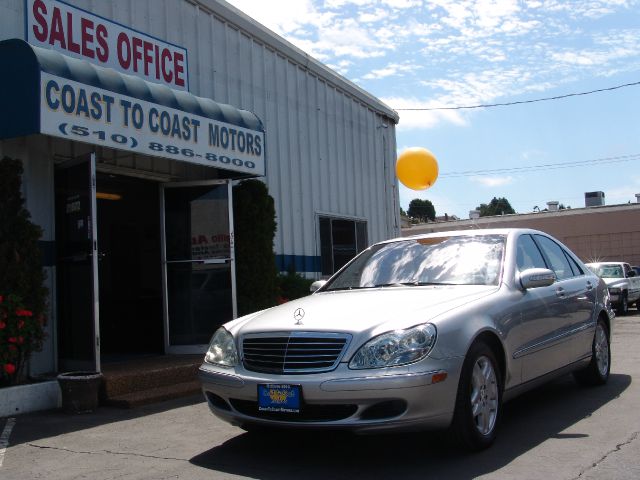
26,0,189,90
40,73,265,176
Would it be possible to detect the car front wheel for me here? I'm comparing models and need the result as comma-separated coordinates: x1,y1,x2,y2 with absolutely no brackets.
574,319,610,386
450,341,502,451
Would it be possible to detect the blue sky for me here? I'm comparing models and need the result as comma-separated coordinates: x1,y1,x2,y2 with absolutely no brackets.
226,0,640,219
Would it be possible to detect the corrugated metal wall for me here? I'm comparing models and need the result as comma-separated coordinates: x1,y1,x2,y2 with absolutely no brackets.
0,0,400,273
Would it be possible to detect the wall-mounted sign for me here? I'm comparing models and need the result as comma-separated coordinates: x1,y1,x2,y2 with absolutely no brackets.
40,73,265,176
26,0,189,91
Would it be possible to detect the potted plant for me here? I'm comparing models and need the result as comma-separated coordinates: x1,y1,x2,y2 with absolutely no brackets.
56,371,103,413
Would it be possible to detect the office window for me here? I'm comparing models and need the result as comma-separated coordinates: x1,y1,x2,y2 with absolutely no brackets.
319,217,368,275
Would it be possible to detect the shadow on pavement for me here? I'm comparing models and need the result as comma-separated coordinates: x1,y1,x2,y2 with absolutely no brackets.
4,394,205,446
189,373,631,480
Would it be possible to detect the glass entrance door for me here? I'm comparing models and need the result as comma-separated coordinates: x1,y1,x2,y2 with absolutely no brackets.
54,153,100,371
161,181,236,354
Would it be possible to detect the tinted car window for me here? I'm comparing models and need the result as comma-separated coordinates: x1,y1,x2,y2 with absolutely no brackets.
516,234,547,272
565,253,584,276
534,235,574,280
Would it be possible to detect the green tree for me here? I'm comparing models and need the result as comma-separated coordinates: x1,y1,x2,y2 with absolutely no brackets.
477,197,515,217
233,179,279,315
0,157,48,384
408,198,436,222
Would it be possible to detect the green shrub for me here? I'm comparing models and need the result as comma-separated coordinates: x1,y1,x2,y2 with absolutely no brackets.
277,267,314,303
233,179,279,315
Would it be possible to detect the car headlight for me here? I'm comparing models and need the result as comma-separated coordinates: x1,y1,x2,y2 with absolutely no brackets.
608,287,621,294
349,323,437,369
204,327,238,367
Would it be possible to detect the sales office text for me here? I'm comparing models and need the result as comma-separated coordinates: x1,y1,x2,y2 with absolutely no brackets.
30,0,186,88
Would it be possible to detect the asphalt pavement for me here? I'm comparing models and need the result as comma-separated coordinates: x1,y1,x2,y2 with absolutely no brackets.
1,313,639,480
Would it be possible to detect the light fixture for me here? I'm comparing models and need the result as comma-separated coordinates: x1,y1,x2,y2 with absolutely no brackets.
96,192,122,201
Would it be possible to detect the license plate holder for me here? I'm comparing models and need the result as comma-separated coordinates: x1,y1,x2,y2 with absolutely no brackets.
257,384,301,413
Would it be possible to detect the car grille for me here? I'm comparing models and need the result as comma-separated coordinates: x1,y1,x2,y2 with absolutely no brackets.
242,332,351,374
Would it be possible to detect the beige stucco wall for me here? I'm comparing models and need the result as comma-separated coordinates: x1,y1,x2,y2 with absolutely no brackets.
402,204,640,266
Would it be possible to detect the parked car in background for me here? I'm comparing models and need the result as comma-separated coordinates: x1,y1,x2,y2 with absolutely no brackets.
632,266,640,277
585,262,640,315
200,229,613,451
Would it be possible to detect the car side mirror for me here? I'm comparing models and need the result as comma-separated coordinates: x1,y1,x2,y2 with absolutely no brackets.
628,270,636,277
310,280,327,293
519,268,556,290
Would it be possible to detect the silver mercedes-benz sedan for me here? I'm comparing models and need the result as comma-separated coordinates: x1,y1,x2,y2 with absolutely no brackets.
199,228,614,450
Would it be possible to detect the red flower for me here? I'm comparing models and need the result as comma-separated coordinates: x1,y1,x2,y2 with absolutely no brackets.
16,309,33,317
18,320,25,329
0,295,3,303
8,337,17,343
0,320,5,329
17,336,24,345
3,364,16,375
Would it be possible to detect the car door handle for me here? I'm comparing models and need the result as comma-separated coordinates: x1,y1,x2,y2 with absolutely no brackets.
586,281,593,291
555,287,566,298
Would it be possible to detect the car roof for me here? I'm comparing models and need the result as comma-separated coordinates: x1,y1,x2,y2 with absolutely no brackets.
389,228,548,245
585,262,626,266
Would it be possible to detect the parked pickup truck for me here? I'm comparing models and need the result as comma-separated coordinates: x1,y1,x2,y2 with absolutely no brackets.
585,262,640,315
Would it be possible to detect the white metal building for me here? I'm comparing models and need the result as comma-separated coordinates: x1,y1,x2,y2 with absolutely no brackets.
0,0,399,375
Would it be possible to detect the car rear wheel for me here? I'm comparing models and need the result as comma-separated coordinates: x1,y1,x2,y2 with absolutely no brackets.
450,341,502,451
574,319,610,386
617,293,628,315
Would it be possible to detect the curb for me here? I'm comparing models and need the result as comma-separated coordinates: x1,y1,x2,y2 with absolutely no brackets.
0,381,61,417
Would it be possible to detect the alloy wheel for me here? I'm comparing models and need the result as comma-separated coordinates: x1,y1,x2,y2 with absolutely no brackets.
470,355,499,436
595,323,610,377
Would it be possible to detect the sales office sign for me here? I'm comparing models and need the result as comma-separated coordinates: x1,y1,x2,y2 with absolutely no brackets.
26,0,189,90
40,73,265,176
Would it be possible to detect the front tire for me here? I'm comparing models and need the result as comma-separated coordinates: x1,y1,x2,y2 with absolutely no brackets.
574,319,611,386
450,342,502,451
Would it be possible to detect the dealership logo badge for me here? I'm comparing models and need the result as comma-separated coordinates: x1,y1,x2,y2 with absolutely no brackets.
293,308,305,325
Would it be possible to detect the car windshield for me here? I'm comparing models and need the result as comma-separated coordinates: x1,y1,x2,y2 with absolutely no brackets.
324,234,505,291
591,264,624,278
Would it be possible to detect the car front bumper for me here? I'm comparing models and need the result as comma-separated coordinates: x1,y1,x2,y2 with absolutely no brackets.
198,357,463,433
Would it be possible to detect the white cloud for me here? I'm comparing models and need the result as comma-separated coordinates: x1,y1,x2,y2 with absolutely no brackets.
470,176,515,187
384,96,468,130
381,0,423,8
225,0,327,35
358,8,387,23
362,62,422,80
226,0,640,131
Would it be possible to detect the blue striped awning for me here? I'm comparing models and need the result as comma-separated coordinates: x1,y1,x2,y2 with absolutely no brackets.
0,38,264,142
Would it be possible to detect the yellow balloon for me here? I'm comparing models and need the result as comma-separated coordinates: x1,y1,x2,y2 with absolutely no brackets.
396,147,439,190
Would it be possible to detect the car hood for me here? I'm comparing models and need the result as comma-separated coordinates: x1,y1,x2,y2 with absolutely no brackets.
227,285,498,337
601,278,626,288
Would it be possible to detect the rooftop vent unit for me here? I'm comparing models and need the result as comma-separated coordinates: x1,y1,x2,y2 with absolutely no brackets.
585,191,605,207
547,201,559,212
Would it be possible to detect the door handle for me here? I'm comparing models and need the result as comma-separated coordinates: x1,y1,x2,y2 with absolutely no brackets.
586,281,593,291
555,287,565,298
